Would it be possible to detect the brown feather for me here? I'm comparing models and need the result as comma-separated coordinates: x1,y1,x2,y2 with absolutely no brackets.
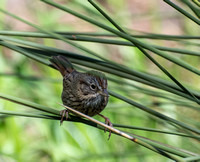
50,55,74,76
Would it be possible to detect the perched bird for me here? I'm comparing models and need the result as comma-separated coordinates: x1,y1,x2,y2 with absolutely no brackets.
50,55,112,138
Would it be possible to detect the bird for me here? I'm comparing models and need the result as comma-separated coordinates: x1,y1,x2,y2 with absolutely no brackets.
50,55,112,138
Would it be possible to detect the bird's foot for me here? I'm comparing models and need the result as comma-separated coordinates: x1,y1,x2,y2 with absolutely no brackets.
98,114,113,140
60,109,69,125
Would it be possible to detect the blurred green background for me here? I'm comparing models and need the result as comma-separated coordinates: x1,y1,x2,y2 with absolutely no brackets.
0,0,200,161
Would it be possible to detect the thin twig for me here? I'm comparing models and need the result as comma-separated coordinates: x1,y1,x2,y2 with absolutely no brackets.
58,103,185,161
58,103,137,141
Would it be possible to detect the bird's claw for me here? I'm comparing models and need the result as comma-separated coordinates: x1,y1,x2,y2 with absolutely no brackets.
60,109,69,125
98,114,113,140
105,118,113,140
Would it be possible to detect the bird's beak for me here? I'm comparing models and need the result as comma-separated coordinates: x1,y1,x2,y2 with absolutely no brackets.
99,89,109,97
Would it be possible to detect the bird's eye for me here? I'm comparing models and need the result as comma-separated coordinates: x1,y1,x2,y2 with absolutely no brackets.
90,84,96,90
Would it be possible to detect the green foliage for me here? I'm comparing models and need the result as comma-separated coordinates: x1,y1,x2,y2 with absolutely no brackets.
0,0,200,161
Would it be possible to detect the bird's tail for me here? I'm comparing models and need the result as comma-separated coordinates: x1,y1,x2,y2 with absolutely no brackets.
50,55,74,76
